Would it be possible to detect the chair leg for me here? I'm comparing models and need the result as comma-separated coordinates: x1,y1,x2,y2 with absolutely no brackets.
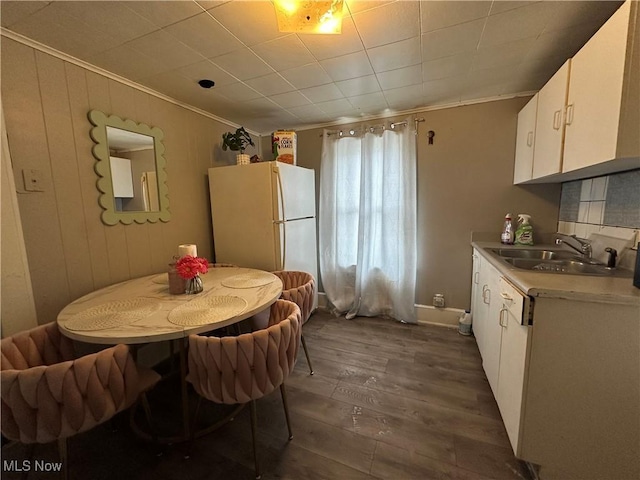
57,438,68,480
300,334,314,375
249,400,261,480
140,393,158,445
184,395,204,460
279,384,293,441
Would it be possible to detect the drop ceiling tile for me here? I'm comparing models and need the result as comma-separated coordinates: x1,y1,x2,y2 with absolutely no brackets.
315,98,356,115
422,53,473,82
320,51,374,82
88,45,169,81
122,1,204,28
346,1,396,15
280,63,333,89
127,30,206,70
471,37,535,71
269,91,311,109
422,78,464,105
164,12,244,59
468,64,519,87
376,64,422,90
489,1,539,16
138,71,206,105
0,1,50,28
211,48,274,81
544,1,621,33
298,16,364,61
347,91,388,110
368,37,421,73
286,103,331,121
335,75,380,97
205,1,286,46
353,1,420,48
175,60,237,87
213,82,263,101
500,72,549,94
522,23,597,66
7,3,120,59
299,83,345,103
480,2,556,48
382,84,425,110
421,18,484,61
252,35,317,71
245,73,295,97
241,96,280,114
459,81,505,101
55,2,159,45
420,1,491,32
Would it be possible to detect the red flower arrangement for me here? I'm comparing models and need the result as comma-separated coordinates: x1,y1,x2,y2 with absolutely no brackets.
175,255,209,279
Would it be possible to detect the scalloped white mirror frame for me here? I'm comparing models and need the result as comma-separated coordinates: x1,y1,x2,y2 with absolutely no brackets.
88,109,170,226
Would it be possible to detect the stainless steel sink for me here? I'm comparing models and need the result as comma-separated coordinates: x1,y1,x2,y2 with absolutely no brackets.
490,248,578,261
502,258,616,276
488,247,632,277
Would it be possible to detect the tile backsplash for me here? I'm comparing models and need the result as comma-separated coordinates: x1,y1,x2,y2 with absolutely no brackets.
558,169,639,270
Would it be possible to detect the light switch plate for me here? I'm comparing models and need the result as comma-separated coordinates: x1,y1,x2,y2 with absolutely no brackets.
22,169,44,192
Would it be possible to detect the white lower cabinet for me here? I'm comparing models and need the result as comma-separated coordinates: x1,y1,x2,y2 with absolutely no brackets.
471,248,530,455
470,247,639,479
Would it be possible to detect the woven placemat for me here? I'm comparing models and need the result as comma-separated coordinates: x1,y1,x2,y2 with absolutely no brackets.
151,274,168,284
168,295,248,326
221,271,276,289
64,298,161,331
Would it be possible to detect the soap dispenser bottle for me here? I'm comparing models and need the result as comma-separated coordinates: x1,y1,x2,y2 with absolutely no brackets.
501,213,514,245
514,214,534,245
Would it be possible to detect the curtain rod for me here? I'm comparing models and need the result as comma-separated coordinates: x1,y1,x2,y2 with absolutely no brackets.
320,118,425,137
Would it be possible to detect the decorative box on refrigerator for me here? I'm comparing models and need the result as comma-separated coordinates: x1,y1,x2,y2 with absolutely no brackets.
208,161,318,309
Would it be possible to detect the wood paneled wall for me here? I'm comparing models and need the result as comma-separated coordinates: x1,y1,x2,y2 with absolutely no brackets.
1,38,248,325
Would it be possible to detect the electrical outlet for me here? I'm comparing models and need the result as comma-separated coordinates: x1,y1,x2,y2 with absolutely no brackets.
433,294,445,308
22,169,44,192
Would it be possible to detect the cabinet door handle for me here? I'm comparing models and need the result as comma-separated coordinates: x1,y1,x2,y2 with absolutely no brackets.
474,271,479,284
499,307,508,327
565,104,574,125
500,292,513,302
527,131,533,147
553,110,562,130
482,286,490,304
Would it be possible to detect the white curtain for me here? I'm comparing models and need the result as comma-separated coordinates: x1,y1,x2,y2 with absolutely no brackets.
319,118,417,323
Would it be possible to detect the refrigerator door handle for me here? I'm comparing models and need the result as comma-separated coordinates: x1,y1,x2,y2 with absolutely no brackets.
275,169,286,269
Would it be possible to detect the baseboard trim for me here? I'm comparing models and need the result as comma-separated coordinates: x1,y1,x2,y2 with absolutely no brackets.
317,293,463,329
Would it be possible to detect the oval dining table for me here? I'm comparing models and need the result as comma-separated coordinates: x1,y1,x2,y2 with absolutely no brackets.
57,266,283,442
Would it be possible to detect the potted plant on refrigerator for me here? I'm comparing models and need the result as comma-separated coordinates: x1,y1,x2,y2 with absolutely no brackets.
222,127,254,165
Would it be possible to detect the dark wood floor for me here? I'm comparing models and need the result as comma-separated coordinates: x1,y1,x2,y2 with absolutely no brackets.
2,310,531,479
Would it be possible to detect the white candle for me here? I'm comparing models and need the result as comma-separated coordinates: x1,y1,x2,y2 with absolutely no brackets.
178,244,197,258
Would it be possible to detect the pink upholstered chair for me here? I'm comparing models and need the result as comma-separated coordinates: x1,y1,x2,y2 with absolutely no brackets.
187,299,301,479
1,322,161,479
271,270,315,375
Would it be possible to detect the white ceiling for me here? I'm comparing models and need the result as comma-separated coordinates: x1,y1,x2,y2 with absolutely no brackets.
0,1,623,134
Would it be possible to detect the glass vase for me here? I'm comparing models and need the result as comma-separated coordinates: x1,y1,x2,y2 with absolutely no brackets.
168,263,186,295
185,275,204,295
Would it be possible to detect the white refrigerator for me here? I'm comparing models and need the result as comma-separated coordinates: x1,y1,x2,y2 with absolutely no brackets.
208,161,318,308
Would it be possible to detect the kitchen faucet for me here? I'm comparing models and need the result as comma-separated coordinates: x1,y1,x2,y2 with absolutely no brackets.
554,233,593,258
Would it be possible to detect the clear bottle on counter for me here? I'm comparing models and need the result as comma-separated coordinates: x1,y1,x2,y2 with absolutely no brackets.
501,213,514,245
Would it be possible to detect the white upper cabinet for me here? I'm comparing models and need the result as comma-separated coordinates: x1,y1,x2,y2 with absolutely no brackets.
563,0,632,173
532,61,570,179
513,94,538,184
513,0,639,184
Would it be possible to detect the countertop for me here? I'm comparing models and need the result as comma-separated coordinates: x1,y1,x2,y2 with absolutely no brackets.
472,241,640,306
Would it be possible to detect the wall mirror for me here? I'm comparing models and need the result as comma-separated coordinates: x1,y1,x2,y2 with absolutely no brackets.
88,110,170,225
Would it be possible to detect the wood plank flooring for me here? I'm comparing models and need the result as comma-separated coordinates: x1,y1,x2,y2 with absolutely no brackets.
1,310,531,479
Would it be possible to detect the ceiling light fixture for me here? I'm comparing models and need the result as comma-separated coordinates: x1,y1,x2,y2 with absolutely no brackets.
274,0,344,34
